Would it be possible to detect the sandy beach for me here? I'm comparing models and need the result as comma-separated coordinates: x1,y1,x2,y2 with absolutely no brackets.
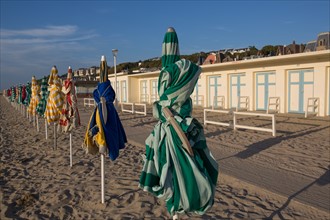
1,96,329,219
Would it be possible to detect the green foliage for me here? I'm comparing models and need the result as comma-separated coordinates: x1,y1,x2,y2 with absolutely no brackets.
99,44,281,75
261,45,277,56
247,46,259,56
111,52,206,73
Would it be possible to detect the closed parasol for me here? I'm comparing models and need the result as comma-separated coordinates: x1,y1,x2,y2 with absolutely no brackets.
45,66,64,124
83,56,127,160
83,55,127,203
59,66,81,132
28,76,40,116
15,85,19,103
10,86,16,102
23,82,31,107
17,84,23,104
139,27,219,217
21,84,26,103
36,77,49,117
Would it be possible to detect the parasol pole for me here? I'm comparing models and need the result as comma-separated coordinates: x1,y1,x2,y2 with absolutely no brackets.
101,153,105,204
36,115,39,132
99,55,107,204
54,123,57,150
45,119,48,139
69,133,72,167
163,107,194,156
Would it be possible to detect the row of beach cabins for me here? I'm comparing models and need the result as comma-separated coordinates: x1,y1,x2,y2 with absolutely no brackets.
79,50,330,120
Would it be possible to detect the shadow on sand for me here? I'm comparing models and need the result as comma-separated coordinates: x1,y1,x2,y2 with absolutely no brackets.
234,125,330,159
266,168,330,220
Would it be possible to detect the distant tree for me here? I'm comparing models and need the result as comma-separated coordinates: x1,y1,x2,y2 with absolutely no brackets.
247,46,258,56
225,51,234,58
261,45,276,56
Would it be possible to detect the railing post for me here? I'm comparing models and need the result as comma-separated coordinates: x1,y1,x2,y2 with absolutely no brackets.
233,112,237,131
272,114,276,136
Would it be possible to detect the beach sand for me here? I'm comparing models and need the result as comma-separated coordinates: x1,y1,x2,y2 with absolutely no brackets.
1,96,329,219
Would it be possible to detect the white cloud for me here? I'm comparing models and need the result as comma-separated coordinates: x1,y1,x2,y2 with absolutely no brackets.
1,25,78,37
1,34,98,45
0,25,97,45
0,25,99,90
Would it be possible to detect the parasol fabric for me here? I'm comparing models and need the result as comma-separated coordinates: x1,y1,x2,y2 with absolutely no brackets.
15,86,19,103
36,77,49,117
45,66,64,124
59,67,81,132
83,80,127,161
21,85,26,103
28,76,40,116
139,27,219,216
10,86,16,102
6,88,11,98
17,84,23,104
23,82,31,106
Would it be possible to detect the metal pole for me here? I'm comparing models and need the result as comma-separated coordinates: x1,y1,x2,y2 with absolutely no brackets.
54,123,57,150
36,115,39,132
45,119,48,139
114,54,118,109
101,154,105,204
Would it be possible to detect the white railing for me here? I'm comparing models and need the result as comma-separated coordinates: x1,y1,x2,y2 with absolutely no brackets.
121,102,134,113
233,111,276,136
267,97,280,114
204,109,231,127
236,96,249,111
204,109,276,136
305,97,319,118
213,96,225,110
121,102,147,116
134,103,147,116
84,98,96,107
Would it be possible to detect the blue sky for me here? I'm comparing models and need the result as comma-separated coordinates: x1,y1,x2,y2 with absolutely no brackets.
1,0,329,90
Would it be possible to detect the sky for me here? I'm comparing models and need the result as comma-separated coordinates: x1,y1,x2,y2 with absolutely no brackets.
1,0,329,90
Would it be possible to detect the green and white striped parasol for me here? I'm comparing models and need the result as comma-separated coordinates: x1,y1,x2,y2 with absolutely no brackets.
139,27,219,217
36,77,49,117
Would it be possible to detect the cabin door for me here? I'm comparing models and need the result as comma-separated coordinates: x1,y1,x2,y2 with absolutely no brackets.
192,76,202,106
121,80,127,102
151,79,158,103
140,80,148,102
208,76,222,108
288,69,314,113
256,72,276,110
230,74,246,109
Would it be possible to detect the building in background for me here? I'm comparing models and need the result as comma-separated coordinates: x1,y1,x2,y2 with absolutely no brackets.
84,32,330,116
